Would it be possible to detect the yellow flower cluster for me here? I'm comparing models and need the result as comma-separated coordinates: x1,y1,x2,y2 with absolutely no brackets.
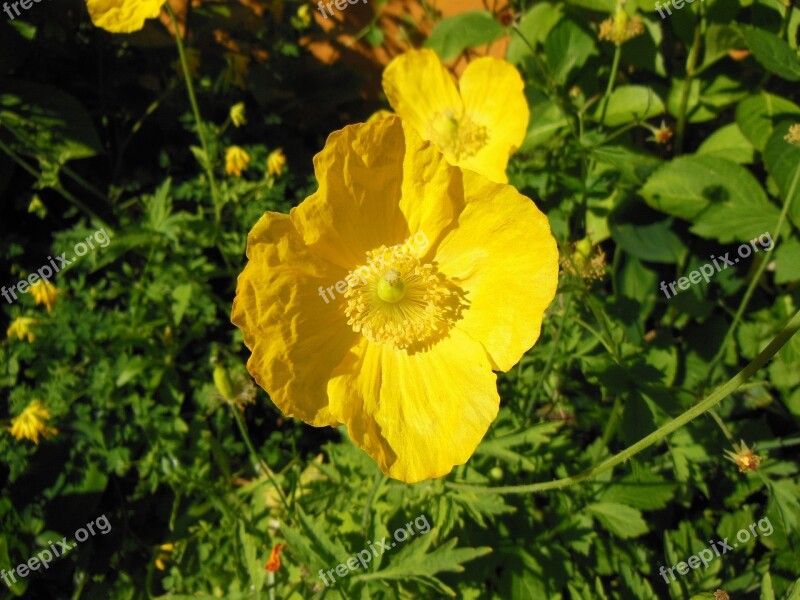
598,11,645,46
8,400,57,444
232,50,559,482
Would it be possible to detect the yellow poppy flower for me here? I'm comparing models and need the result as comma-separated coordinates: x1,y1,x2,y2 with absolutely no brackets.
85,0,167,34
267,148,287,178
231,116,558,482
225,146,251,177
382,49,529,184
30,280,59,312
9,400,57,445
7,316,38,343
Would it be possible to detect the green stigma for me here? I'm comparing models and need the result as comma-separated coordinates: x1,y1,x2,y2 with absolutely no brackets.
377,269,406,303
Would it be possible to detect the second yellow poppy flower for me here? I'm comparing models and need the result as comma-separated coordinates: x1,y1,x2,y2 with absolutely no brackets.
382,49,529,184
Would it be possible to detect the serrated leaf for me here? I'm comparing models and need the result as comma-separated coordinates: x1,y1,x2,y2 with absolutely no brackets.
736,93,800,151
585,502,649,538
742,26,800,81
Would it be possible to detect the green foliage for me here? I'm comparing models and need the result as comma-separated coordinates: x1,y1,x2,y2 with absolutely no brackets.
1,0,799,598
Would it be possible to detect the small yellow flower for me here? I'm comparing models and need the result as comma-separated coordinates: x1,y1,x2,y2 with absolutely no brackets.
230,102,247,128
724,440,763,473
382,49,529,184
231,116,559,482
154,543,175,571
86,0,167,33
9,400,57,445
7,316,38,343
784,123,800,147
225,146,251,177
30,280,59,312
28,196,47,218
598,10,645,45
267,148,287,178
293,4,312,28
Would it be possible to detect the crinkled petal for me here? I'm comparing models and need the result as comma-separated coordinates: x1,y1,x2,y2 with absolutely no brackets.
231,212,357,426
458,57,529,184
434,171,558,371
291,116,459,267
86,0,167,33
327,329,499,482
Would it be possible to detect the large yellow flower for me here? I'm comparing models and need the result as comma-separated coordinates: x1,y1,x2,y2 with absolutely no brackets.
9,400,57,445
382,49,529,184
30,280,59,312
85,0,167,34
231,116,558,482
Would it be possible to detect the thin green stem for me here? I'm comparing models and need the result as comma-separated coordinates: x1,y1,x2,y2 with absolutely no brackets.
447,308,800,495
229,406,294,519
675,16,703,154
705,161,800,383
165,4,221,223
599,44,622,127
707,408,735,443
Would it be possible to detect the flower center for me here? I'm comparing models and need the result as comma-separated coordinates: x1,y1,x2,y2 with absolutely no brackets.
344,245,457,350
427,110,489,161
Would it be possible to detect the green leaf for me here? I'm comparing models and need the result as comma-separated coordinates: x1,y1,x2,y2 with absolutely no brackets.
424,12,506,62
564,0,616,12
598,475,677,510
544,18,597,84
761,571,776,600
593,85,665,126
736,92,800,151
763,123,800,228
696,123,755,164
592,145,662,185
640,155,780,242
609,218,685,263
0,79,102,164
774,237,800,284
783,579,800,600
506,3,564,65
741,26,800,81
585,502,649,538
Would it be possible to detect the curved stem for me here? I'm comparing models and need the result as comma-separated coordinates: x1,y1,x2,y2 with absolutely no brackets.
165,3,221,223
447,308,800,495
705,161,800,383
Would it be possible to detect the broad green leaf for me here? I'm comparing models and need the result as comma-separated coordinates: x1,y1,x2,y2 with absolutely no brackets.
640,155,780,243
774,237,800,284
544,18,597,84
592,145,662,185
784,579,800,600
761,571,776,600
697,123,755,164
736,92,800,151
506,3,564,65
742,26,800,81
585,502,649,538
763,123,800,228
609,218,685,263
704,24,747,67
594,85,665,126
0,79,102,164
424,11,506,62
519,90,569,150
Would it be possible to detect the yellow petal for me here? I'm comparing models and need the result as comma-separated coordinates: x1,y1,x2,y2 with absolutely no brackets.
327,329,500,483
458,57,529,184
86,0,166,33
382,49,463,147
291,116,457,269
231,212,356,426
434,171,558,371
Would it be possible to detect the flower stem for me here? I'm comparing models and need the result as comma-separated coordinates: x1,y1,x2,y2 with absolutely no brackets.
165,3,221,223
447,308,800,495
675,17,703,154
704,160,800,384
598,44,622,127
